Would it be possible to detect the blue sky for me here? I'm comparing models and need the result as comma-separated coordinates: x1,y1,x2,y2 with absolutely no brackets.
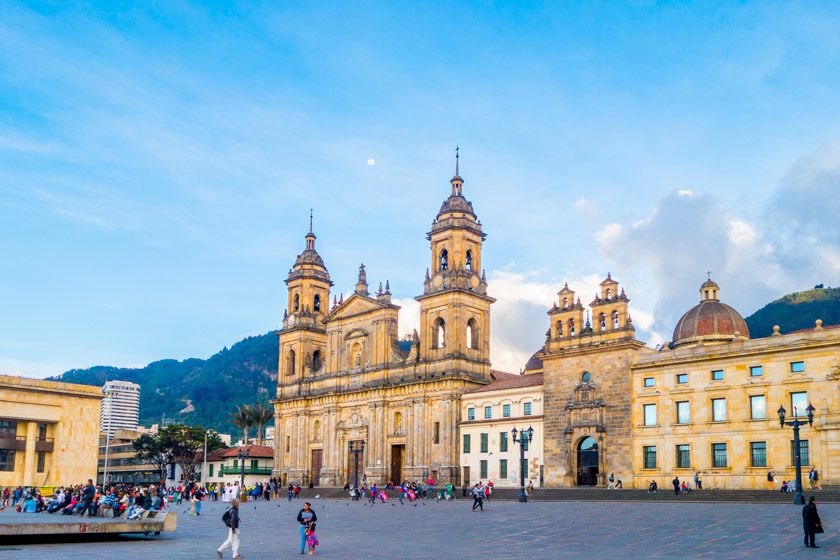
2,1,840,377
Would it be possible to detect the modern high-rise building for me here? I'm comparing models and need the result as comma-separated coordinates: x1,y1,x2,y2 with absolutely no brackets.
100,380,141,434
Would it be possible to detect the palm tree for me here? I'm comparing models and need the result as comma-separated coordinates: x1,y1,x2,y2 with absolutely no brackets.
229,405,254,445
250,402,274,446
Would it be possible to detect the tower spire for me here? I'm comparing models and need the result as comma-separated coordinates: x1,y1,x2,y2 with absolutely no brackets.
309,208,313,234
450,145,463,196
455,144,459,177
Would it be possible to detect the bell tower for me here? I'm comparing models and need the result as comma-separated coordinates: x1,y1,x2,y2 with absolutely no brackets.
416,149,494,375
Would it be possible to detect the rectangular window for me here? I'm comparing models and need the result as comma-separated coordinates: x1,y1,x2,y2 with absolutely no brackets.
480,433,488,453
0,420,17,436
250,459,258,470
712,398,727,421
676,401,690,424
36,451,45,473
484,406,492,419
523,402,532,416
38,423,47,440
233,459,238,469
791,440,810,466
209,464,214,477
643,404,657,426
0,449,15,471
499,431,508,453
434,422,440,444
750,442,767,467
643,446,657,469
712,369,724,381
750,395,766,419
643,377,655,387
463,434,471,454
676,444,691,468
750,365,763,377
791,392,808,417
467,407,475,421
676,373,688,384
790,361,805,373
502,404,511,418
712,443,728,468
480,460,488,479
500,459,508,479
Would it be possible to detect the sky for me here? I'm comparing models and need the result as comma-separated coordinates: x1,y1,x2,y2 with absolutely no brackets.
2,1,840,378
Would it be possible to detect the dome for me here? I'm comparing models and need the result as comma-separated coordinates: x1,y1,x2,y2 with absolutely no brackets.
672,279,749,347
523,348,544,373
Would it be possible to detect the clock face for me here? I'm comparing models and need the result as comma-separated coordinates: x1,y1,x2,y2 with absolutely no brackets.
433,274,443,288
470,275,480,288
288,315,296,326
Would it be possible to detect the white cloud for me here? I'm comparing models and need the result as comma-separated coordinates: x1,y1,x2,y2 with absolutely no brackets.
727,220,757,246
677,189,694,197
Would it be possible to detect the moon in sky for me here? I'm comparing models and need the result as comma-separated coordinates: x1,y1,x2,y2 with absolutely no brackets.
366,158,376,166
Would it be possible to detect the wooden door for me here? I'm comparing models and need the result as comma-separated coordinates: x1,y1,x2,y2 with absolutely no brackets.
390,445,403,484
311,449,322,486
463,466,470,487
346,441,364,487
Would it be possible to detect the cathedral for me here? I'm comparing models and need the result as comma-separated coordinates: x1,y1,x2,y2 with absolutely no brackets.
272,154,494,486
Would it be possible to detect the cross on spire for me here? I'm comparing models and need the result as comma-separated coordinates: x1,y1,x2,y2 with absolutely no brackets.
455,144,459,176
707,270,711,280
309,208,313,234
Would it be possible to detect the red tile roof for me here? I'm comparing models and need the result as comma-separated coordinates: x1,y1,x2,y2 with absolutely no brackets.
464,372,543,394
206,444,273,461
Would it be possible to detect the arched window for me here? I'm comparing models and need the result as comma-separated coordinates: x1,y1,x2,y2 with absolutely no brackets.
313,294,321,312
393,411,402,434
568,318,576,336
581,371,591,382
312,349,322,371
556,321,563,337
466,318,478,349
606,288,612,300
287,349,296,376
465,250,473,271
434,318,446,349
612,310,620,329
293,293,300,311
440,249,449,271
599,313,606,332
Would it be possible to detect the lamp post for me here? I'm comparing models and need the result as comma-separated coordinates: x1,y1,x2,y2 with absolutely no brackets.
349,440,365,500
102,388,115,485
238,447,251,501
777,403,816,505
511,426,534,503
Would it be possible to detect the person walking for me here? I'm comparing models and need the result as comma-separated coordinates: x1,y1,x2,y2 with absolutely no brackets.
672,476,680,496
615,474,623,489
767,470,774,490
694,472,702,490
471,484,484,512
608,473,615,489
802,496,823,549
297,502,317,555
217,497,242,559
808,467,821,490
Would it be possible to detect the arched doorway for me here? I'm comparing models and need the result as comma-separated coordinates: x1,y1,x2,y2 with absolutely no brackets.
577,436,599,486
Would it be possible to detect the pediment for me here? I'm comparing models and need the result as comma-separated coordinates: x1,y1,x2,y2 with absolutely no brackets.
325,293,386,322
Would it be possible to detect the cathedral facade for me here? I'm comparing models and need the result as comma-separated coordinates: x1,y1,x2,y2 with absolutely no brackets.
272,158,494,486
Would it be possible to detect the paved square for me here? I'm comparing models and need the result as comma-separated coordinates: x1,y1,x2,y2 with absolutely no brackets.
0,497,836,559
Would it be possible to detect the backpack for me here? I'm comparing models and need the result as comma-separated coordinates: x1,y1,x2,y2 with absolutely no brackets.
222,508,232,528
609,474,614,482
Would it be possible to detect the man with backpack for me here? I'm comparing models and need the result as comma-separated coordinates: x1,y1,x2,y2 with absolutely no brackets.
217,498,241,559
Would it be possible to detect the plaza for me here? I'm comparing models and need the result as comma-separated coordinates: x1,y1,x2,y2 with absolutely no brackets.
1,496,836,559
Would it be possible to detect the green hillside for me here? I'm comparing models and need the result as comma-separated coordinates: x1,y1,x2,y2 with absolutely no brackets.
52,331,278,435
745,287,840,338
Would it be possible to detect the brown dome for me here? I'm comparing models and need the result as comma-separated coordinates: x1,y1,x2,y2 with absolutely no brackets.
672,279,749,347
523,348,544,372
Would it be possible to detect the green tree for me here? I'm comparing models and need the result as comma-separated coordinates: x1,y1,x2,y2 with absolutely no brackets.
250,402,274,446
160,424,225,482
229,404,254,445
132,433,172,482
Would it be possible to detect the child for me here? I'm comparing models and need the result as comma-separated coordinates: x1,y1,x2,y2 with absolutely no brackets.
306,522,319,555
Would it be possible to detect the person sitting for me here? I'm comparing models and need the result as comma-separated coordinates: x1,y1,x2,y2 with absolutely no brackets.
22,495,38,513
648,481,658,493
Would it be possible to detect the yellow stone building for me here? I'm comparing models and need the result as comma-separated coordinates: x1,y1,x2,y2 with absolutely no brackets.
0,374,102,487
273,156,495,486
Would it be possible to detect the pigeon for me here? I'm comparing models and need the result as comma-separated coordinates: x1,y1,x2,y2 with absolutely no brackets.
314,494,320,499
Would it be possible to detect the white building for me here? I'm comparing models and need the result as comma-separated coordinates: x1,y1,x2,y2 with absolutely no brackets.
459,370,544,488
205,445,274,487
101,380,141,435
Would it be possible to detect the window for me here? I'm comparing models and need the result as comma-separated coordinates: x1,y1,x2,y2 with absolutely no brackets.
790,361,805,373
209,464,214,477
293,293,299,311
0,449,15,472
643,446,657,469
465,250,473,271
233,459,238,469
712,398,727,421
791,440,810,466
503,404,511,418
499,432,508,452
484,406,492,419
750,442,767,467
677,401,690,424
676,444,691,468
480,460,487,479
467,408,475,421
500,459,508,479
643,404,657,426
0,420,17,436
439,249,449,271
676,373,688,384
38,423,47,440
287,350,296,376
313,294,321,312
750,365,763,377
791,392,808,417
36,451,45,473
523,402,532,416
750,395,766,419
480,433,488,453
581,371,591,382
433,422,440,444
312,350,322,371
643,377,655,388
712,443,728,468
712,369,724,381
463,434,471,454
434,318,446,349
251,459,258,470
466,319,478,349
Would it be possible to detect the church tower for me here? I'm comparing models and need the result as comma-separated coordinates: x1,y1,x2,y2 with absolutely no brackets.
416,150,494,377
278,213,332,398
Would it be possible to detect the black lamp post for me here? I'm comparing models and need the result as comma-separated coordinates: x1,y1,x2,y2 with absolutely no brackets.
511,426,534,503
777,403,815,505
238,447,251,501
349,440,365,500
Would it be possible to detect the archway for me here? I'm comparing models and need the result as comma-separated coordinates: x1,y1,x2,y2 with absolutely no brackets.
577,436,599,486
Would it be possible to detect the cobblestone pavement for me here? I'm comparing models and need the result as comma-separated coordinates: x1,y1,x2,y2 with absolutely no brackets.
0,497,837,559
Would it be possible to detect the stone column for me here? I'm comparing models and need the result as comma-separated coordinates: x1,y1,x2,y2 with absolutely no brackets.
23,421,37,486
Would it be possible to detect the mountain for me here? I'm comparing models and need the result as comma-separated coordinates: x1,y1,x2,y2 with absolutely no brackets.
52,331,278,435
745,286,840,338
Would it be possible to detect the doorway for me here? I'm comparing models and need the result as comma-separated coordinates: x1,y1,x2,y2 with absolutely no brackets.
462,466,470,487
346,440,364,487
311,449,322,486
390,445,404,484
577,436,599,486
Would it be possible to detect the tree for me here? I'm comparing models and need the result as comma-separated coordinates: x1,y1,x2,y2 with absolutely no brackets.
133,433,172,483
229,404,254,445
250,402,274,446
160,424,225,482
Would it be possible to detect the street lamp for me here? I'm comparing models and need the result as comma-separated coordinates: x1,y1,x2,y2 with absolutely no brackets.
511,426,534,503
348,440,365,500
238,447,251,501
777,403,816,505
